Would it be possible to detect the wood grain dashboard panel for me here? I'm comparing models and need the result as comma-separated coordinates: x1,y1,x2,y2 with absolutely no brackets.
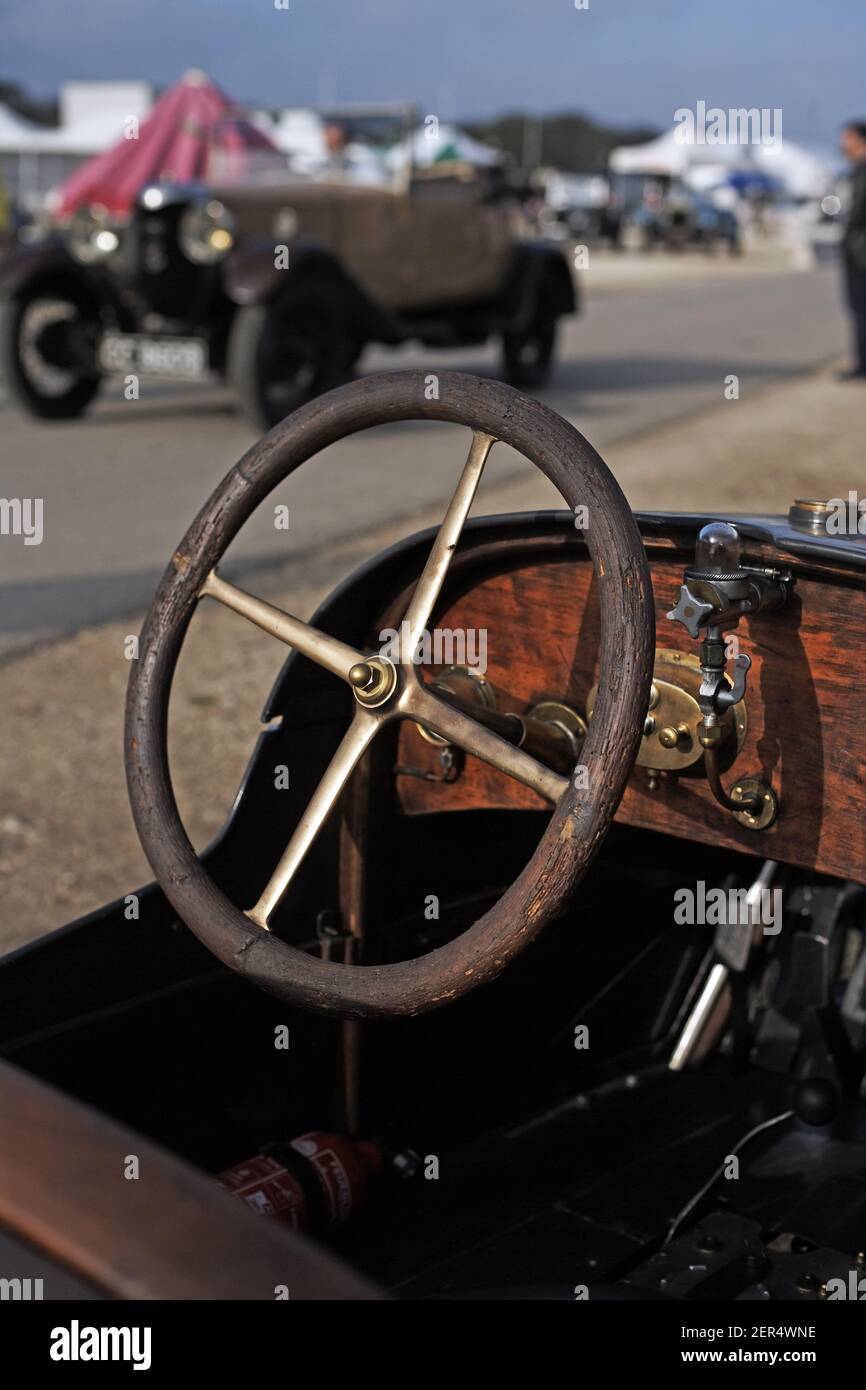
393,542,866,885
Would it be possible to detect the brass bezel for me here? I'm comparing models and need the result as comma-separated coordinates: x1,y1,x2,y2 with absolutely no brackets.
587,647,747,775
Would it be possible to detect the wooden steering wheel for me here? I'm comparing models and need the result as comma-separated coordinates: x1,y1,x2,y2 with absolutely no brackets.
126,371,654,1019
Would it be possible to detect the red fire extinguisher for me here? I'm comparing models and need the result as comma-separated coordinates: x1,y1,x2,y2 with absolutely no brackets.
218,1131,382,1233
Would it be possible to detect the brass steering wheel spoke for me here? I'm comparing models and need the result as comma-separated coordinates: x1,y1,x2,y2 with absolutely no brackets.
389,429,569,805
398,430,495,664
406,679,569,805
247,707,380,930
199,570,368,685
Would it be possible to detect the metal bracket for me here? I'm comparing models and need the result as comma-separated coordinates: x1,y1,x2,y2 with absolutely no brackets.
394,745,464,784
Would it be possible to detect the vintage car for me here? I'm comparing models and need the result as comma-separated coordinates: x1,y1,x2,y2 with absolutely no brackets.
630,188,741,255
0,134,576,429
1,372,865,1304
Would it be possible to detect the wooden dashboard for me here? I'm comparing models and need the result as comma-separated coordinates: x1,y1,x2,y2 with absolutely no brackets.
387,524,866,886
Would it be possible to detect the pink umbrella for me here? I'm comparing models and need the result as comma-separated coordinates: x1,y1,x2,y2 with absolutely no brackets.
55,69,280,219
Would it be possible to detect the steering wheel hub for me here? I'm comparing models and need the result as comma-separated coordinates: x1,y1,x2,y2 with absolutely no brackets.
349,656,398,708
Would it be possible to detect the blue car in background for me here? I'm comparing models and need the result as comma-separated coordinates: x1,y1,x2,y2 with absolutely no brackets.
631,188,741,254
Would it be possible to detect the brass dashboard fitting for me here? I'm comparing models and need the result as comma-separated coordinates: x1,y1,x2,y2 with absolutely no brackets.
586,648,747,776
525,700,587,763
703,753,778,830
659,722,691,750
788,499,837,534
663,521,790,831
587,640,777,828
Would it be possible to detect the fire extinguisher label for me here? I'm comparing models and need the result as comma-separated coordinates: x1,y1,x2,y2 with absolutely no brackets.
217,1155,307,1228
291,1135,353,1224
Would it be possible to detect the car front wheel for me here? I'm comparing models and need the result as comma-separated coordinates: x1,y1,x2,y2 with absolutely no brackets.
228,294,355,431
1,285,102,420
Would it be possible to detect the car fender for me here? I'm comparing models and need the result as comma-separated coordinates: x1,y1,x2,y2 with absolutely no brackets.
223,242,402,343
502,241,578,328
0,240,73,296
0,241,110,304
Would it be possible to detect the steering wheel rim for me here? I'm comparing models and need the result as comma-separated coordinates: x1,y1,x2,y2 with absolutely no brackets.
126,370,654,1019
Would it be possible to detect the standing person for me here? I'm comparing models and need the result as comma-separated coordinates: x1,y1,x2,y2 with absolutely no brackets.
840,120,866,380
321,121,349,175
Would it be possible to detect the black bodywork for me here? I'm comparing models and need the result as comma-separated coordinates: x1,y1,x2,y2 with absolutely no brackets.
2,511,865,1300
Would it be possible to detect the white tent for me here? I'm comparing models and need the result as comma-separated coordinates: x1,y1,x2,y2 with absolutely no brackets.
0,82,152,156
754,141,834,199
267,113,504,181
387,123,504,171
0,103,47,153
610,126,832,199
267,107,328,173
0,81,154,211
266,109,392,184
610,128,697,178
56,82,152,153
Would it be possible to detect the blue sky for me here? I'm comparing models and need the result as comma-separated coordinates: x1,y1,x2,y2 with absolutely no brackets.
1,0,863,148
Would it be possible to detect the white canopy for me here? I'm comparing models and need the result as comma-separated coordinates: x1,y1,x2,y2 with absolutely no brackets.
754,140,835,199
387,123,504,170
610,126,833,198
0,82,153,155
0,104,54,153
267,108,328,171
267,113,504,180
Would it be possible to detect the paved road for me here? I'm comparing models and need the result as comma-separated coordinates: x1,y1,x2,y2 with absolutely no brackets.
0,262,846,657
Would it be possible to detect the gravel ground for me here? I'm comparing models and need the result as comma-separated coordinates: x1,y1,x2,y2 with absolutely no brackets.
1,361,863,951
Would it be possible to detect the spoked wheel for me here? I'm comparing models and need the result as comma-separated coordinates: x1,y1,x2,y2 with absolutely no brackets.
1,286,102,419
126,371,654,1019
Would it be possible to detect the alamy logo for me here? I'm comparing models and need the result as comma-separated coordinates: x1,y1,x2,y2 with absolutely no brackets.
674,101,782,148
0,497,43,545
824,1271,866,1300
50,1320,152,1371
0,1276,43,1299
378,622,488,674
674,880,781,935
824,492,866,535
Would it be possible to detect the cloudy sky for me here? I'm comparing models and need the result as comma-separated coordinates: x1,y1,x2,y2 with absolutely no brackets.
2,0,863,148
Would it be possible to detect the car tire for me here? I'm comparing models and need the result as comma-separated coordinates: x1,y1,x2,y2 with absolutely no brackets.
228,294,356,431
0,286,102,420
502,280,558,389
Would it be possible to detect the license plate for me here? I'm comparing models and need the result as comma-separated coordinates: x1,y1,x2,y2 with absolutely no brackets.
98,333,209,379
